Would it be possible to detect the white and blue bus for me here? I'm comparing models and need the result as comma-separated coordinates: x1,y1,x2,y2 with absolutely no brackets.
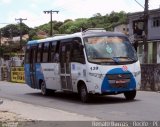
24,28,141,102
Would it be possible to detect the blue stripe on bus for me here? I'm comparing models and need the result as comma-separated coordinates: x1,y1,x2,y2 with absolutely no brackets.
35,63,45,88
24,64,31,86
101,68,136,93
27,40,39,44
24,63,45,89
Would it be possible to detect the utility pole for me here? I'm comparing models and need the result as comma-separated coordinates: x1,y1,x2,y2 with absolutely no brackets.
43,10,59,36
143,0,149,63
0,29,1,46
15,18,27,49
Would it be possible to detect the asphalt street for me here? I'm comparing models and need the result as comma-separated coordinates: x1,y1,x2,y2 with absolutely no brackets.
0,81,160,121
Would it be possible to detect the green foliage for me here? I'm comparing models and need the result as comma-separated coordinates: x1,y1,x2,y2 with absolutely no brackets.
0,11,127,59
1,23,30,38
32,35,45,40
0,46,4,57
1,11,127,38
1,24,19,37
28,28,37,40
59,20,74,34
36,23,50,34
59,18,89,34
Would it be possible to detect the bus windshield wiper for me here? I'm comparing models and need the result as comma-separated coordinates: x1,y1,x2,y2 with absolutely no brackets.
112,56,135,62
89,57,119,63
111,57,120,63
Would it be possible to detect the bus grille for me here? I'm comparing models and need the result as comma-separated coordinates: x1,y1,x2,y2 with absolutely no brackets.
106,74,131,88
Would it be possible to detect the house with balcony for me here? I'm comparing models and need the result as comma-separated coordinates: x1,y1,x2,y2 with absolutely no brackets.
127,8,160,91
127,8,160,64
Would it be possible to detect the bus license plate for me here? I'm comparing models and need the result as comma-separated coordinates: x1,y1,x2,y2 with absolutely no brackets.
116,80,126,84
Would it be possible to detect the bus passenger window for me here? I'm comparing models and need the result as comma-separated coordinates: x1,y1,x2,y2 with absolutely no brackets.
53,41,60,62
71,39,85,64
49,41,57,62
32,47,37,63
42,42,49,63
25,46,30,64
37,43,42,63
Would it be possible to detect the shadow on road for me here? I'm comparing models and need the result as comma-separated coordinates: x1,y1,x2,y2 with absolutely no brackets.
25,91,139,105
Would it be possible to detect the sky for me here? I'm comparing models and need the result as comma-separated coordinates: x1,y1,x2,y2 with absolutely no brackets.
0,0,160,28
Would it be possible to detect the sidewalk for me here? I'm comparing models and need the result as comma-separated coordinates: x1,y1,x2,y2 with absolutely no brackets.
0,98,99,122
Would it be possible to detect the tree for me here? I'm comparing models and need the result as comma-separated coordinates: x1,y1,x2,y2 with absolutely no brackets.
1,23,30,38
59,20,74,34
36,23,50,34
1,24,19,37
64,19,73,23
53,21,63,34
17,23,30,35
28,28,37,40
93,13,102,17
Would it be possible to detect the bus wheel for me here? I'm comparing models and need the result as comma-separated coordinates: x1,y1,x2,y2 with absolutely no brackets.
41,81,48,96
79,84,89,103
124,90,136,100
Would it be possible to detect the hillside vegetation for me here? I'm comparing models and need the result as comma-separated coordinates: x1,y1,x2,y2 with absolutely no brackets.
1,11,127,40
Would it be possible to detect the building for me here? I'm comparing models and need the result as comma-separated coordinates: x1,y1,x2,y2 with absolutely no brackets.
0,34,29,46
113,23,129,36
127,8,160,64
127,8,160,91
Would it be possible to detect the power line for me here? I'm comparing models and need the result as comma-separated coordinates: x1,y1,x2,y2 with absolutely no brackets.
43,10,59,36
134,0,144,9
15,18,27,49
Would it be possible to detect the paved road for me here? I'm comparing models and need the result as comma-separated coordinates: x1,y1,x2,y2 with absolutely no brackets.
0,81,160,120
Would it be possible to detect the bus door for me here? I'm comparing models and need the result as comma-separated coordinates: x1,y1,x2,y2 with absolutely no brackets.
29,46,37,88
59,41,72,91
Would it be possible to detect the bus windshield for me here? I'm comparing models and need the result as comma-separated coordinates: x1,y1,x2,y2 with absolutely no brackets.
84,35,138,64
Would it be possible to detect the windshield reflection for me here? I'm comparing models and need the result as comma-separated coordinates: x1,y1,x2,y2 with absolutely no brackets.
84,36,138,64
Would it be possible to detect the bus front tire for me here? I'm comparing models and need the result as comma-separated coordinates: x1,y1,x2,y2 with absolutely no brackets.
124,90,136,100
79,84,89,103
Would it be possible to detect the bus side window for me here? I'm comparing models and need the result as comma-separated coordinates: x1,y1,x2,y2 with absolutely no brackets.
42,42,49,63
53,41,60,62
71,38,85,64
49,41,57,62
32,46,37,63
37,43,43,63
25,45,30,64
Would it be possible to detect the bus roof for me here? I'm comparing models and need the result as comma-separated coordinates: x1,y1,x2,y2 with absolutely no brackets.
27,32,82,45
27,31,126,45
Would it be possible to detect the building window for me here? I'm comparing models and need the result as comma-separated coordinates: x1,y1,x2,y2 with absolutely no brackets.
153,17,160,27
133,20,144,36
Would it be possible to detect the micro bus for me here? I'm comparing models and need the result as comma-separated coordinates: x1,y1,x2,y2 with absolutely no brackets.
24,28,141,102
